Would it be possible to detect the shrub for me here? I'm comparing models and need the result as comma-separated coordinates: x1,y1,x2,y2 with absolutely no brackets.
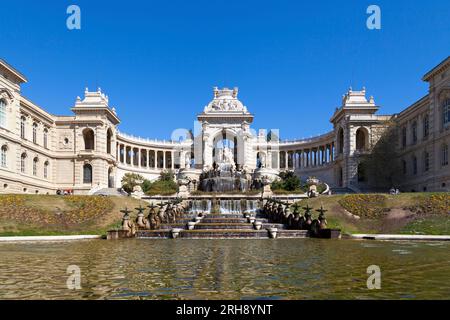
144,170,178,196
121,173,145,193
339,194,389,218
271,171,303,192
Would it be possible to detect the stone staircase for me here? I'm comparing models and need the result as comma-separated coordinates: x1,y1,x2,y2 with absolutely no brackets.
330,187,355,194
93,188,128,196
135,213,310,239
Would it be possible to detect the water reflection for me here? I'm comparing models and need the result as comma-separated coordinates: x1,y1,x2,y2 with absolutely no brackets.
0,239,449,299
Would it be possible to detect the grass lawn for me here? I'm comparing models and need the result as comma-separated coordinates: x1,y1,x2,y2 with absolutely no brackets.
296,192,449,235
0,192,448,236
0,195,147,236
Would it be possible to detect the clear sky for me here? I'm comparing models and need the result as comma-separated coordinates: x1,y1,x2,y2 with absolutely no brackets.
1,0,449,140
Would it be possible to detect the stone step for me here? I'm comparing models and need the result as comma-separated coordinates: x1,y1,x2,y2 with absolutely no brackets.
136,228,312,239
181,229,269,239
194,223,254,230
204,214,244,219
262,223,287,229
159,223,188,230
136,230,171,239
277,230,310,238
330,187,355,194
201,218,248,223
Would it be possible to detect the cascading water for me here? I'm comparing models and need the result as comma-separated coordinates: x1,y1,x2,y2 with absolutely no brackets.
219,200,242,214
245,200,259,214
218,200,260,215
189,200,211,215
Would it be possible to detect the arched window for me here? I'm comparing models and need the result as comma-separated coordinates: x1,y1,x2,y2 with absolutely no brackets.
43,128,48,149
33,157,38,176
44,161,49,179
338,128,344,154
423,115,429,139
355,128,367,151
1,145,7,167
32,122,38,144
442,144,449,166
402,159,407,174
443,99,450,127
83,128,95,150
0,99,6,128
20,152,26,173
20,116,26,139
83,163,93,184
106,128,112,154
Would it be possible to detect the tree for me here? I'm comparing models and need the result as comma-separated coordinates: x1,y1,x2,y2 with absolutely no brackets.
271,171,301,191
360,120,402,189
121,173,145,194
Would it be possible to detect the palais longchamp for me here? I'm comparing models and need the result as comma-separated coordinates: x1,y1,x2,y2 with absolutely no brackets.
0,57,449,195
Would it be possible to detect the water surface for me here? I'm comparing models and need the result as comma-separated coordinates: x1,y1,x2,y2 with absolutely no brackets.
0,239,449,299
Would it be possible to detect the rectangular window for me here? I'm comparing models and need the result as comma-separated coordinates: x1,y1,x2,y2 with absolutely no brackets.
0,100,6,128
443,99,450,127
402,127,407,148
412,122,417,145
423,115,429,139
1,148,6,168
413,157,418,175
424,152,430,172
442,145,449,166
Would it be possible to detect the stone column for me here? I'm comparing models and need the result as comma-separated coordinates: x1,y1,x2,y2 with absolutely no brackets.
130,146,134,167
285,151,288,170
163,151,166,170
171,151,174,170
137,149,141,167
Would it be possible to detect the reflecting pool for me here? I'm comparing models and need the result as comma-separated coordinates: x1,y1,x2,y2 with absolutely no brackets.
0,239,449,299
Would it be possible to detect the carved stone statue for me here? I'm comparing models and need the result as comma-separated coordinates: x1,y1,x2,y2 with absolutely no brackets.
185,153,191,169
120,207,136,236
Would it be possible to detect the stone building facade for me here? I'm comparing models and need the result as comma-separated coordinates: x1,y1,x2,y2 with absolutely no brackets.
0,57,449,194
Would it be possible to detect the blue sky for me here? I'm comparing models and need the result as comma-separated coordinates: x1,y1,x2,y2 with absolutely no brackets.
1,0,449,140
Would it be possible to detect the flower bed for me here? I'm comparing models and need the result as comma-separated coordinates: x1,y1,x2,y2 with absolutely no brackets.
405,193,450,215
338,194,389,218
0,195,114,227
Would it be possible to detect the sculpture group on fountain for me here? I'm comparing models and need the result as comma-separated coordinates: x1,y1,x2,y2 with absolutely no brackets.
262,200,328,237
120,199,190,236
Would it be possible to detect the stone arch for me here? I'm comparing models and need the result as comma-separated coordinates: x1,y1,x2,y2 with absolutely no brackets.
207,128,245,169
256,151,267,168
82,128,95,150
355,127,369,151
